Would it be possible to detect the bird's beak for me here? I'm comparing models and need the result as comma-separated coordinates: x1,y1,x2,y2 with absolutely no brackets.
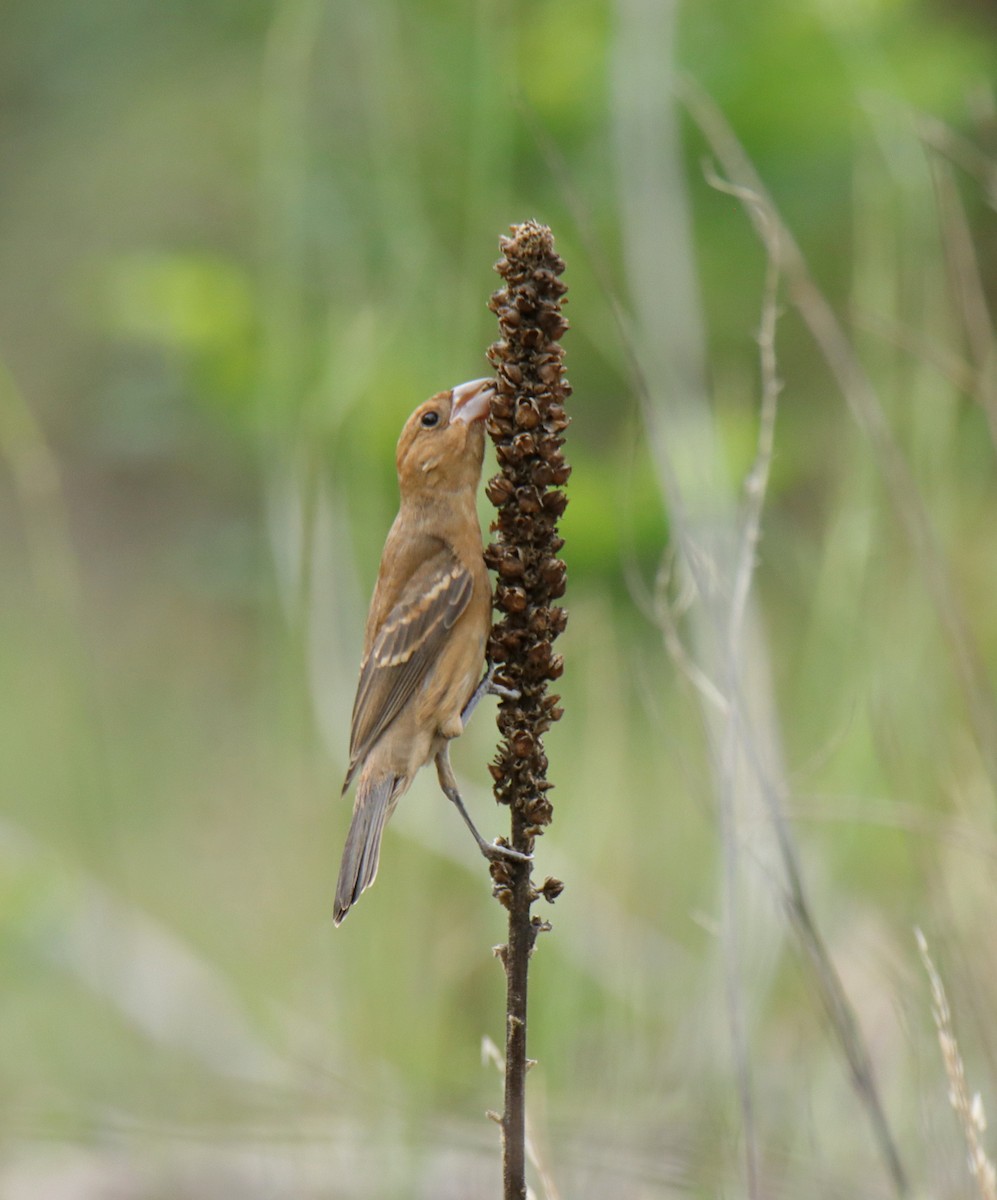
449,377,495,425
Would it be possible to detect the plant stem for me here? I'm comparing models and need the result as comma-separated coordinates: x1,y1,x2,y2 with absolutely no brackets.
483,220,570,1200
502,810,532,1199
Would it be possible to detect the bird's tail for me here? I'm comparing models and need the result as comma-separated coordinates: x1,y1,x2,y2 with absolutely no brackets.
334,773,401,925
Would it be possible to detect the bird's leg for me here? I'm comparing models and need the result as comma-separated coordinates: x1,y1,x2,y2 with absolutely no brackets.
434,744,531,864
460,661,520,727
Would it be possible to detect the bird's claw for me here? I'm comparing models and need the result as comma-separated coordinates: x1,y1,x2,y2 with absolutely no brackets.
461,663,518,726
483,661,520,702
483,840,532,865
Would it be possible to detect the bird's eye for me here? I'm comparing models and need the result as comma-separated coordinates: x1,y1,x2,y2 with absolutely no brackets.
420,410,440,428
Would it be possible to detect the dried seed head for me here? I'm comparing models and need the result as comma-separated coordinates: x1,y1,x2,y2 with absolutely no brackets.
484,219,570,873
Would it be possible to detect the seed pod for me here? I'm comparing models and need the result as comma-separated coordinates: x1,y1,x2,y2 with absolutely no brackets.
490,391,515,420
541,491,568,519
486,476,516,506
497,585,528,614
539,311,569,340
512,432,537,458
531,462,554,488
515,485,543,515
539,558,566,590
514,401,541,430
511,730,534,758
539,876,564,903
496,549,525,580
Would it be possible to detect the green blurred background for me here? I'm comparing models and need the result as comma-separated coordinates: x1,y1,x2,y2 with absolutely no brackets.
3,0,997,1195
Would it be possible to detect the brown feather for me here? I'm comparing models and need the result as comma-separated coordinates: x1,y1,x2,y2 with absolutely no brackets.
343,551,473,792
334,772,401,925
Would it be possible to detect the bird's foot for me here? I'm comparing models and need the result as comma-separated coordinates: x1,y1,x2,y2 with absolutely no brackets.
435,745,532,867
482,661,520,701
480,839,532,865
462,662,518,725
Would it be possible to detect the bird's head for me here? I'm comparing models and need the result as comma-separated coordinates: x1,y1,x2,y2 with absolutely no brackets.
396,378,494,499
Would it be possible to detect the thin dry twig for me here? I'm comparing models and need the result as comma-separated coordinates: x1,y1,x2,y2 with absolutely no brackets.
735,219,781,1186
707,175,785,1200
652,550,728,716
708,178,783,649
686,95,911,1199
611,19,902,1193
679,74,997,800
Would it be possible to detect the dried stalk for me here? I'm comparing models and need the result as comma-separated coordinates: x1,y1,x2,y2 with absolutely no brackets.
917,928,997,1200
484,220,570,1200
678,72,997,799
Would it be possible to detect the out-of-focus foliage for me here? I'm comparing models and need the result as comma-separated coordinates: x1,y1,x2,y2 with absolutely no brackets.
3,0,997,1195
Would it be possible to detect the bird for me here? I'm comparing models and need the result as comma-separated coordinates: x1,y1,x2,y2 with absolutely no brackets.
334,377,527,925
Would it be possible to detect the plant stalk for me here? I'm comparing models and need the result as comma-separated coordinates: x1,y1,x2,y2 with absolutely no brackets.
483,220,570,1200
501,807,532,1198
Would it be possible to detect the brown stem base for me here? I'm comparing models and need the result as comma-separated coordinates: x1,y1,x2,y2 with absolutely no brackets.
501,816,534,1200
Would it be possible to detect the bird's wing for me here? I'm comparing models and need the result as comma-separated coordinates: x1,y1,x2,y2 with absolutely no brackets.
343,551,473,791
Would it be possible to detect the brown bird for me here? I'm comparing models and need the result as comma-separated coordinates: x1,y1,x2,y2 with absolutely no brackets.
334,378,527,925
